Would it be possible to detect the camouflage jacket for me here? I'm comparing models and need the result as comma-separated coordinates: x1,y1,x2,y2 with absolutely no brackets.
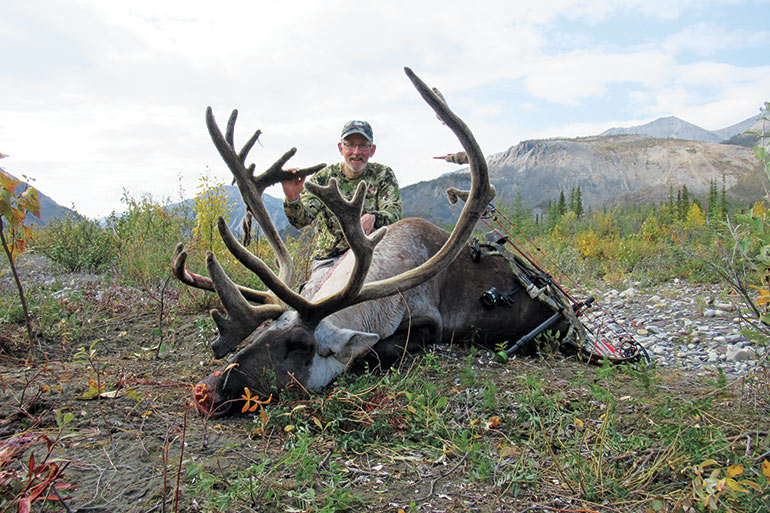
284,162,402,259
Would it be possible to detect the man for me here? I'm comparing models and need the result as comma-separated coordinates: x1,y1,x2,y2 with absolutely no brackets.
282,120,402,295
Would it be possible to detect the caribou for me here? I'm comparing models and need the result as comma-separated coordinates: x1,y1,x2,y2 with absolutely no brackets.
172,68,575,417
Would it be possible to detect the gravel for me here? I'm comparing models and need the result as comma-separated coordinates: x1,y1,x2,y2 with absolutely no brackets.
585,278,767,376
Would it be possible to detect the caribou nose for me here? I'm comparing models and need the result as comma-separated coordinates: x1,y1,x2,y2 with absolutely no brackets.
193,381,214,416
192,374,234,417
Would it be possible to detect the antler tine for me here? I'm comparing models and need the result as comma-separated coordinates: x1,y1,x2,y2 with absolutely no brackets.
252,148,325,191
446,187,469,205
207,108,292,287
206,251,284,358
223,109,263,164
241,211,253,246
170,242,273,304
351,67,495,304
239,132,262,165
216,216,312,314
303,179,387,322
225,110,238,147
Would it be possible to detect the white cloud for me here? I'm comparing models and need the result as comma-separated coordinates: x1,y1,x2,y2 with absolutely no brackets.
664,22,770,55
1,0,768,217
522,49,675,105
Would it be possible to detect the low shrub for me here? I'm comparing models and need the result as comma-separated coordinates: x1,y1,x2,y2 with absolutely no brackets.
35,215,117,272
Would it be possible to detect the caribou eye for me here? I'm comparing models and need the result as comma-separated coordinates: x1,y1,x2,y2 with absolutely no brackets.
286,335,314,355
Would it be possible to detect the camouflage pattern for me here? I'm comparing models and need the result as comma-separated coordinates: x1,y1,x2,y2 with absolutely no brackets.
284,162,402,259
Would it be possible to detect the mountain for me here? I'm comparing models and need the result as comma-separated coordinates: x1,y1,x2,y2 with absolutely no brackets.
402,135,763,226
167,185,290,235
711,113,764,141
0,168,80,226
600,112,765,144
720,116,767,148
600,116,721,142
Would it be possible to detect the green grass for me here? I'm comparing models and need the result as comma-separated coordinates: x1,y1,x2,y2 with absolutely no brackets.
180,349,770,512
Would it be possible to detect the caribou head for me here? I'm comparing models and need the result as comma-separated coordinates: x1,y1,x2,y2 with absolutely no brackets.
173,68,495,417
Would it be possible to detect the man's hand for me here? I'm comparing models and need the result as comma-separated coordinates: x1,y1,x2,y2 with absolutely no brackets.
360,213,376,235
282,168,306,201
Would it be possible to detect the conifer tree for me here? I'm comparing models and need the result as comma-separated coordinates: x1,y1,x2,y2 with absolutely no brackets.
720,175,729,219
677,184,690,220
707,179,719,219
572,185,584,218
557,190,567,215
547,198,562,232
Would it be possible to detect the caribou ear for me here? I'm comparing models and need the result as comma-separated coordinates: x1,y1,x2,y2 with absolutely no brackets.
315,321,380,364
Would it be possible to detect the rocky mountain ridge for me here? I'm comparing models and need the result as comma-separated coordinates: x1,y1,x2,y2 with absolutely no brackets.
404,110,766,225
599,112,763,143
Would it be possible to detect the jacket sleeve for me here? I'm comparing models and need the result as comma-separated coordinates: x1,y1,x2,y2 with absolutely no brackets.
284,186,326,229
371,167,402,229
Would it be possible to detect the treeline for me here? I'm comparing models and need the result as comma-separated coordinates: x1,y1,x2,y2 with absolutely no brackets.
502,178,732,236
488,178,758,284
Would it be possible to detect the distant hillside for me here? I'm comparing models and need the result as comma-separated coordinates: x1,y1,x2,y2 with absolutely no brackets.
721,117,767,148
402,135,764,226
600,112,764,144
601,116,721,142
0,168,80,226
168,185,289,235
712,114,764,140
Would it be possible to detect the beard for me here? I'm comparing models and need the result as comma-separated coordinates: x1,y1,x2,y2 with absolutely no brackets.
344,155,367,173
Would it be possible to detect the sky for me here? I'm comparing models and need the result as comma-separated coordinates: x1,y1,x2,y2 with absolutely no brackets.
2,0,769,219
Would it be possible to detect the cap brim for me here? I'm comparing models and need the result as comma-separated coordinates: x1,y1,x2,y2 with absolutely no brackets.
341,129,373,142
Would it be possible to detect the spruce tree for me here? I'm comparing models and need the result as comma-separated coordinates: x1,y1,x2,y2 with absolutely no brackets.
707,179,718,219
557,190,567,215
547,198,561,232
720,175,729,218
677,184,690,220
573,185,584,219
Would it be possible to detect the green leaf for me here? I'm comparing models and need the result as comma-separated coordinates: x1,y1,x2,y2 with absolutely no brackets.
0,171,22,193
125,389,142,402
157,340,171,355
0,191,13,219
75,379,105,400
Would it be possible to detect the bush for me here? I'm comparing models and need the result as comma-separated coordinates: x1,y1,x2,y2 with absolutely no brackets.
106,192,193,287
35,215,118,272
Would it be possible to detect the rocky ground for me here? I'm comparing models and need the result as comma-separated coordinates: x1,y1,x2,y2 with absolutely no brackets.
591,279,766,375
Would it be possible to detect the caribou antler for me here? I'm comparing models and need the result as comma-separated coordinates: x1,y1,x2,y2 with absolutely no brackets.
171,243,274,304
446,187,469,205
205,251,284,358
171,109,325,356
339,67,495,304
215,178,388,324
216,67,493,323
205,107,325,289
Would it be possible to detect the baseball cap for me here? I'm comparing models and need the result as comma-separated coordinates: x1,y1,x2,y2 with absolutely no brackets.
341,120,373,142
